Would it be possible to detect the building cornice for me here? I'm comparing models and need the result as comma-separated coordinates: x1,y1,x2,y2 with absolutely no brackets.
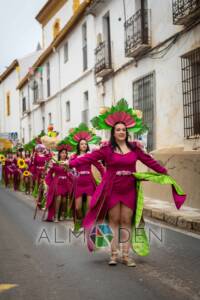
36,0,67,27
0,60,19,83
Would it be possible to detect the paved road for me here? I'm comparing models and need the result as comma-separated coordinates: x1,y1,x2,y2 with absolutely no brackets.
0,186,200,300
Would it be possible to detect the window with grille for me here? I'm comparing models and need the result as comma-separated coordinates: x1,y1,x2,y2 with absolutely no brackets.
133,73,155,151
181,48,200,138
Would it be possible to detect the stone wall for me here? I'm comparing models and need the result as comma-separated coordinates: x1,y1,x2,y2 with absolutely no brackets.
137,148,200,209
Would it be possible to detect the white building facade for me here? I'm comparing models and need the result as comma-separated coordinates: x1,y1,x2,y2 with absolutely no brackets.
0,51,42,144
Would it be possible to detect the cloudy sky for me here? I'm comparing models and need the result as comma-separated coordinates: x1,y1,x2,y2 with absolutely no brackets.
0,0,47,73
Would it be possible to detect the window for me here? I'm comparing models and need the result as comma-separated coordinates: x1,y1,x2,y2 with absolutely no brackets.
66,101,70,121
33,80,39,103
22,128,25,144
22,97,26,113
46,62,50,97
64,42,69,63
181,48,200,138
133,73,155,151
82,22,88,71
42,116,45,131
48,112,52,124
6,92,10,116
53,19,60,38
82,91,89,125
103,12,112,67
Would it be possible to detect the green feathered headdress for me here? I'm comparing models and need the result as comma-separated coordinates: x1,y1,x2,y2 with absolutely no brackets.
67,123,101,147
56,137,74,152
91,98,148,134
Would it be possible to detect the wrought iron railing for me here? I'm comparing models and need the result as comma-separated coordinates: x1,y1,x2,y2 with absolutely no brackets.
172,0,200,24
94,41,112,74
124,9,150,57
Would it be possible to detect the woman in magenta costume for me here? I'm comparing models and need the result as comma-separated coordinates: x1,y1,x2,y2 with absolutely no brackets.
68,123,105,229
45,143,73,222
22,150,32,194
4,151,14,187
12,148,24,191
68,100,169,267
32,144,52,208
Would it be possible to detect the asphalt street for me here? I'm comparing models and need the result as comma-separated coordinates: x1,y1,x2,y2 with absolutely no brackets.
0,186,200,300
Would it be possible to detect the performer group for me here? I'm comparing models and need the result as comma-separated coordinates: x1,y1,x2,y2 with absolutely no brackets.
0,99,186,267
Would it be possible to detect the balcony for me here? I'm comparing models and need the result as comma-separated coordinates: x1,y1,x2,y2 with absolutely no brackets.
173,0,200,25
94,41,113,77
29,80,44,105
124,9,151,58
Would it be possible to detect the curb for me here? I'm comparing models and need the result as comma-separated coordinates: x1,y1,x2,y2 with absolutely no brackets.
143,207,200,235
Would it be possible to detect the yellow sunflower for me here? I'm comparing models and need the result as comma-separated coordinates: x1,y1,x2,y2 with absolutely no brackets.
0,154,5,162
17,158,26,169
23,170,31,177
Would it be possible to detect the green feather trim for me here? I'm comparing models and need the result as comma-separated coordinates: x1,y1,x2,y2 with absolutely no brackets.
90,98,147,133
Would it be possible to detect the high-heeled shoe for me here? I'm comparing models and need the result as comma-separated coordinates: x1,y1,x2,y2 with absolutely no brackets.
121,253,136,267
108,250,118,266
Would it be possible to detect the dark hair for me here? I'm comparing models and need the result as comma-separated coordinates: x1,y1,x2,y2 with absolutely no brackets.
17,151,23,157
109,122,135,153
76,139,90,155
58,149,68,161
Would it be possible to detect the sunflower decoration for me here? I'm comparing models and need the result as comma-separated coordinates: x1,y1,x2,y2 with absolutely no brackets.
67,123,101,148
17,158,26,169
0,154,6,165
23,170,31,177
91,98,148,134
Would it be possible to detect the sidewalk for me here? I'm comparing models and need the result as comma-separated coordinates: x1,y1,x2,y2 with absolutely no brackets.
144,197,200,234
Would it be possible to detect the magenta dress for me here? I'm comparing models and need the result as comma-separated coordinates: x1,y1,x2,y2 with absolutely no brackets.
45,163,73,221
4,158,14,186
69,143,167,231
12,158,23,190
69,153,105,199
32,153,51,183
24,158,31,172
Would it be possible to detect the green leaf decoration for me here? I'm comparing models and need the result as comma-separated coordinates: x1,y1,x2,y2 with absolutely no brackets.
67,123,101,146
90,98,146,133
